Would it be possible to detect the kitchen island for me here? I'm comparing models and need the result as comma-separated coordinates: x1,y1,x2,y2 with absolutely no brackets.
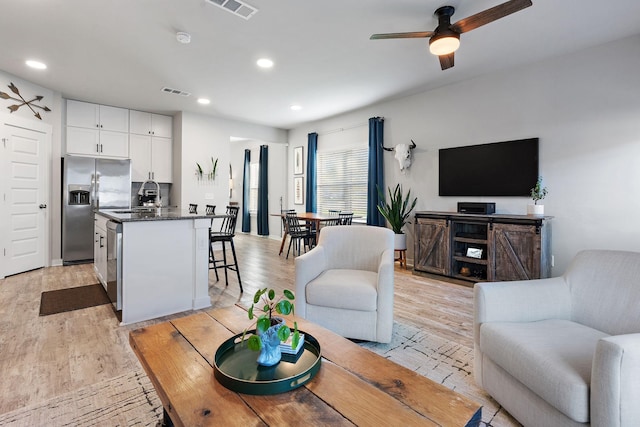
95,208,222,325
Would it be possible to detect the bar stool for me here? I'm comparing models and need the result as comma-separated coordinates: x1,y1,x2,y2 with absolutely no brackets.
205,205,216,215
189,203,198,214
209,206,242,292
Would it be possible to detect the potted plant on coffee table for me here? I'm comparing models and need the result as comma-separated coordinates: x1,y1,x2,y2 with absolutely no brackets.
242,288,300,366
527,176,548,215
377,183,418,251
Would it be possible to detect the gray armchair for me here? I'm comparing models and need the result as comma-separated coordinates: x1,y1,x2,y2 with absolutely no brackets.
295,225,395,343
474,250,640,426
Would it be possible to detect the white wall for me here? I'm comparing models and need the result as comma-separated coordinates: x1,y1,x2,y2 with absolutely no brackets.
0,70,63,264
289,34,640,275
174,112,287,235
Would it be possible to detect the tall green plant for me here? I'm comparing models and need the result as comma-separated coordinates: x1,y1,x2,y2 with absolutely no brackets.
377,184,417,234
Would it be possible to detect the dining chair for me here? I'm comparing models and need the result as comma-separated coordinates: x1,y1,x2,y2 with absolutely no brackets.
285,211,315,259
209,206,242,292
339,212,354,225
205,204,216,215
189,203,198,214
279,209,297,256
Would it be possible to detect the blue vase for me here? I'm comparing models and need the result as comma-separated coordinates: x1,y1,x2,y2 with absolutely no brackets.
256,318,283,366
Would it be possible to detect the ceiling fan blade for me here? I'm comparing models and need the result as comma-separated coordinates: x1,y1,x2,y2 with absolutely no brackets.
451,0,532,34
370,31,433,40
439,53,455,70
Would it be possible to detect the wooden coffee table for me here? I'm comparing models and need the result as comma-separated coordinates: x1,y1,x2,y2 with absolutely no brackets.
129,305,482,426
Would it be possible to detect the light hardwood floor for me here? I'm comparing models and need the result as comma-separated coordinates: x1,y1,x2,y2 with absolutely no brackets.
0,232,475,416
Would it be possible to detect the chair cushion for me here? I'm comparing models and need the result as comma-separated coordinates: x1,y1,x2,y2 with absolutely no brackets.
480,319,609,423
306,269,378,312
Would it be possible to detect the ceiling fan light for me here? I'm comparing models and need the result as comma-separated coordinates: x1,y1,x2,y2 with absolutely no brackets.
429,34,460,56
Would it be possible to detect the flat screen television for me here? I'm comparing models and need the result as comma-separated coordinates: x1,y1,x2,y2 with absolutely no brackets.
439,138,539,197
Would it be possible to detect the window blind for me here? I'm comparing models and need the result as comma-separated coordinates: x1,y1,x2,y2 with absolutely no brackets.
317,147,368,217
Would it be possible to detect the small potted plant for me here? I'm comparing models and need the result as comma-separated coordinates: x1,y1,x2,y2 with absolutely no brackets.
377,184,418,250
242,288,300,366
527,176,548,215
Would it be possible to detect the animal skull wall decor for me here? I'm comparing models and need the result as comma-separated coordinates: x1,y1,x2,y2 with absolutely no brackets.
382,140,417,171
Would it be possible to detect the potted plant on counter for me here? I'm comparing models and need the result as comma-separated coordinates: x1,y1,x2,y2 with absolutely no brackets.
242,288,300,366
527,176,548,215
377,184,418,251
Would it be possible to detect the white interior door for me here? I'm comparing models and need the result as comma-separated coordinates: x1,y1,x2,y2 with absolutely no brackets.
1,118,50,277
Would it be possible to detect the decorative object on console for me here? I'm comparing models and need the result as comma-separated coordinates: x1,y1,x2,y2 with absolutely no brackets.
242,288,300,366
527,175,548,215
381,140,417,172
377,184,417,250
0,82,51,120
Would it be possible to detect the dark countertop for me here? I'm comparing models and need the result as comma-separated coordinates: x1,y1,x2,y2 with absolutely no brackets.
97,208,226,223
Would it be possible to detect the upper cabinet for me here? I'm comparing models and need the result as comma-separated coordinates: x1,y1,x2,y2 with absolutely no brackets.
130,110,172,138
129,110,173,183
66,100,129,158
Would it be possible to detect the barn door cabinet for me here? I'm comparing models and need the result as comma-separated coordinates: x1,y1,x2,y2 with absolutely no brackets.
414,211,552,282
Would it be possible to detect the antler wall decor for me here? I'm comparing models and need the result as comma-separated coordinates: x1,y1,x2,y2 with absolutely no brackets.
0,82,51,120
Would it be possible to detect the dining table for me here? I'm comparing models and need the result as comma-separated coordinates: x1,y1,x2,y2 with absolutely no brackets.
272,212,360,255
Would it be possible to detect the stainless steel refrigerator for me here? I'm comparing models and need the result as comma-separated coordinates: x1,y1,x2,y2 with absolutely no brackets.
62,156,131,264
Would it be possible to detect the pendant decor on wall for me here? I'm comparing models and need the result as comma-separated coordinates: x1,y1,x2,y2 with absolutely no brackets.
0,82,51,120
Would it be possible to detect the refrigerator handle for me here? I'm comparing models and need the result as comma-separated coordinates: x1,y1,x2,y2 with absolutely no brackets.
92,173,99,210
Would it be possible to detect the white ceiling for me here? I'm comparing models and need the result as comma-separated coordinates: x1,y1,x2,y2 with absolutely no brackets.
2,0,640,130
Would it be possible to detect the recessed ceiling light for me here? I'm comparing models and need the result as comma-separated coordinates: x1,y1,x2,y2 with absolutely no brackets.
290,105,302,111
176,32,191,44
26,60,47,70
197,98,211,105
256,58,274,68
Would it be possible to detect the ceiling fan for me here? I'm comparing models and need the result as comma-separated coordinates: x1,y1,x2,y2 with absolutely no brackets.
370,0,533,70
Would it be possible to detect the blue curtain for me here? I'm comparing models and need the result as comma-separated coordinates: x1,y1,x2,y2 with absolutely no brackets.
305,132,318,213
241,149,251,233
257,145,269,235
367,117,386,226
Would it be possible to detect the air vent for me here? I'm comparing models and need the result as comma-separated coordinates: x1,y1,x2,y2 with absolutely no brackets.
205,0,258,20
161,87,191,97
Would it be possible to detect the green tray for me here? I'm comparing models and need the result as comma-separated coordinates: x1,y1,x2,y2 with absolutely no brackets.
213,330,322,395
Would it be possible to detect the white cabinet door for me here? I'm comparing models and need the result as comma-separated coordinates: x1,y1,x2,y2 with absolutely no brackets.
99,105,129,132
99,131,129,158
152,114,172,138
66,126,100,156
67,100,99,128
129,110,152,136
130,111,172,138
129,134,152,181
151,137,172,183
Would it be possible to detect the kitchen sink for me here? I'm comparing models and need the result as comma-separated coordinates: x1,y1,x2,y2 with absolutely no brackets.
113,207,160,214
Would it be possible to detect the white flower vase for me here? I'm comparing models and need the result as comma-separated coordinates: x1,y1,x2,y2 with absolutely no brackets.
527,204,544,215
394,233,407,251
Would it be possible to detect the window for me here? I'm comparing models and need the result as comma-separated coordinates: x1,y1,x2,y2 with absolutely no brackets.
249,162,259,212
317,147,368,217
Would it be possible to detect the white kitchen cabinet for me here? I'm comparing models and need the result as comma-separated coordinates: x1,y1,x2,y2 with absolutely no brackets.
130,134,172,182
129,110,172,138
66,100,129,158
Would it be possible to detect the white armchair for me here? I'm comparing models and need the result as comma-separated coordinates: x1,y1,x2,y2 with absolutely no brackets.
295,225,395,343
475,250,640,426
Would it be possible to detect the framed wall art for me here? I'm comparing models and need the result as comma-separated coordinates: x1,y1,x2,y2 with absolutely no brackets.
294,146,304,175
294,176,304,205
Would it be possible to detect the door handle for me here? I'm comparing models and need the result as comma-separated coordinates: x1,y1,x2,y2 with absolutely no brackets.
39,204,47,209
100,235,104,248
